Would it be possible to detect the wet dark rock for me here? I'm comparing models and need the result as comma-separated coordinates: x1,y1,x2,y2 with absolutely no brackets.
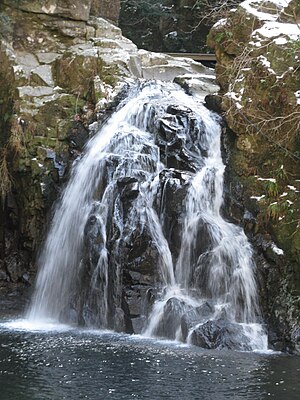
268,328,287,352
114,307,126,332
291,327,300,353
204,94,223,113
155,106,206,172
156,169,191,258
124,284,153,333
0,270,9,282
131,315,147,334
166,104,192,116
153,297,193,340
242,210,257,234
190,319,252,351
181,301,215,341
117,177,138,188
84,213,105,267
118,178,139,202
67,121,90,152
5,252,29,283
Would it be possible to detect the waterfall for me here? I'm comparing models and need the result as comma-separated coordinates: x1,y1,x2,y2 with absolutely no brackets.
28,81,267,350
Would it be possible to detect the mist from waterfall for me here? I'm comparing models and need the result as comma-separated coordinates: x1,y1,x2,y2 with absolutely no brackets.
27,81,267,351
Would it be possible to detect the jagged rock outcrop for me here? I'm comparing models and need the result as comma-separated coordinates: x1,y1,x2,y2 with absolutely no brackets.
208,0,300,352
0,0,216,315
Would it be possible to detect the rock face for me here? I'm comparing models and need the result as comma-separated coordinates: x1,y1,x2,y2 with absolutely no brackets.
0,1,216,316
208,0,300,352
119,0,212,53
91,0,121,23
3,0,120,23
3,0,93,21
190,319,252,351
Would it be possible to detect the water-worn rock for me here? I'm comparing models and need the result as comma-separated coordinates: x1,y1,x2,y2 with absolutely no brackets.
190,319,252,350
153,297,194,340
181,301,215,341
156,170,191,258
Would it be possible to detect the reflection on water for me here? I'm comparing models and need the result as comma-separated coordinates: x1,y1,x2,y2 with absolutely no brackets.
0,320,299,400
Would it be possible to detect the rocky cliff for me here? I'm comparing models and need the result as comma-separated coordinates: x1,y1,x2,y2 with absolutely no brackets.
208,0,300,352
0,0,214,314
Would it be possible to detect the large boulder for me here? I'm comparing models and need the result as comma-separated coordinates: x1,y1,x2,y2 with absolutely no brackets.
190,319,252,351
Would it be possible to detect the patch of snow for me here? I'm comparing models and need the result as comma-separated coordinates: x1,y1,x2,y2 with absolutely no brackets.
249,40,262,47
287,200,294,205
269,0,293,7
89,122,99,132
213,18,227,28
274,37,287,45
251,195,266,201
257,55,276,74
241,0,286,21
42,5,56,14
280,192,288,197
295,91,300,105
254,21,300,40
271,243,284,256
13,65,24,74
287,185,297,191
258,177,276,183
166,31,178,38
225,91,242,102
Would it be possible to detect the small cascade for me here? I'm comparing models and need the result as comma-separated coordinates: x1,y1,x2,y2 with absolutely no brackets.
143,92,266,350
28,81,267,351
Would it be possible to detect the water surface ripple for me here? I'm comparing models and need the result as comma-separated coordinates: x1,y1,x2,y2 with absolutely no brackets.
0,322,299,400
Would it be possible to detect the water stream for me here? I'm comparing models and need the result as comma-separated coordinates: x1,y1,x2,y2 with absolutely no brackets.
27,81,267,351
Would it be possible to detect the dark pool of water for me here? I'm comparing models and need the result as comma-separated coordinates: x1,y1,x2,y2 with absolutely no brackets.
0,320,299,400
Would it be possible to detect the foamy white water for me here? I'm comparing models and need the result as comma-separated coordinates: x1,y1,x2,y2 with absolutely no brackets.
27,81,267,351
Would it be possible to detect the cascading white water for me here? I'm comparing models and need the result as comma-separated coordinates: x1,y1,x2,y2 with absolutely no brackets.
28,83,175,325
28,81,267,350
